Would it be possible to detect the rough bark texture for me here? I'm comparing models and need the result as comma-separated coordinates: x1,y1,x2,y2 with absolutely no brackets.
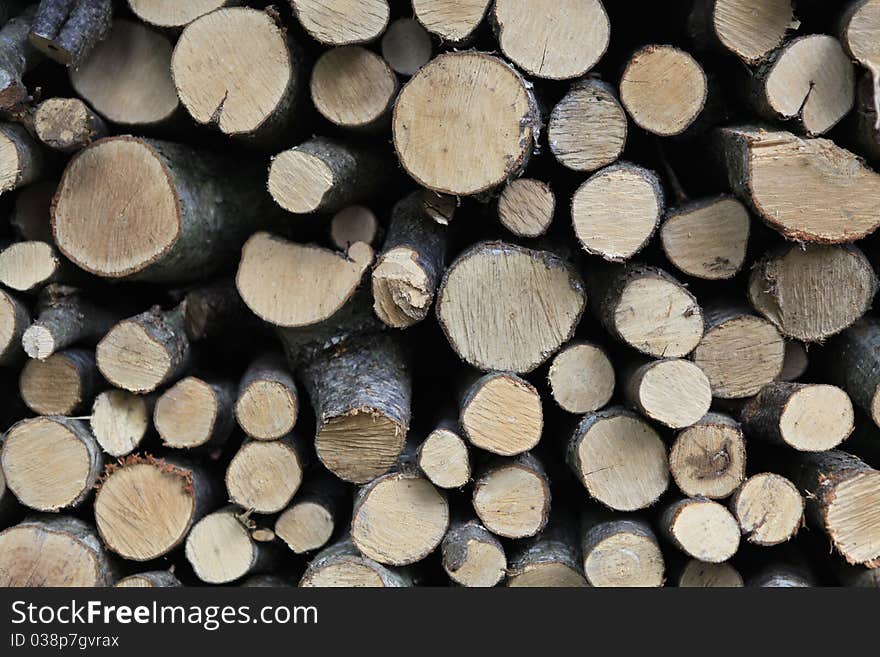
0,5,40,112
178,278,253,342
0,288,29,366
441,518,506,587
371,191,448,328
29,0,112,66
820,318,880,427
580,512,665,587
853,71,880,161
23,288,120,359
298,333,411,483
115,571,181,588
506,516,586,587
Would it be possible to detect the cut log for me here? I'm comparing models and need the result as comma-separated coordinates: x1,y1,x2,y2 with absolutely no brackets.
310,46,397,131
490,0,609,80
659,497,741,563
731,472,804,546
226,436,306,514
459,372,542,456
1,416,102,511
741,382,854,451
472,453,551,539
19,348,98,416
820,318,880,427
790,451,880,565
372,191,448,328
0,123,47,196
0,516,113,586
590,263,703,358
172,7,302,144
299,333,410,484
96,305,192,394
0,6,40,112
497,179,555,239
90,390,153,458
381,18,431,76
547,341,615,415
52,136,265,282
748,244,877,342
351,466,449,566
299,538,412,587
127,0,243,30
22,288,119,359
568,407,669,511
28,0,112,67
441,518,506,587
0,241,73,293
94,455,217,561
506,518,587,587
572,163,663,262
411,0,489,45
33,97,107,153
623,358,712,429
70,19,179,128
115,571,181,588
581,514,665,587
688,0,795,65
0,288,29,367
669,413,746,499
235,353,298,441
748,565,815,587
747,35,855,136
660,196,751,280
619,45,708,137
548,78,627,173
290,0,389,45
416,423,471,489
11,180,55,242
275,473,345,554
717,127,880,242
677,560,744,587
779,341,809,381
185,508,276,584
330,205,379,250
691,304,785,399
393,52,539,196
839,0,880,68
154,376,235,450
436,241,586,373
268,138,391,214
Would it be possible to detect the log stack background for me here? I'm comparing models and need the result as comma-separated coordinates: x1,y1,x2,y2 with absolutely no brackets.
0,0,879,588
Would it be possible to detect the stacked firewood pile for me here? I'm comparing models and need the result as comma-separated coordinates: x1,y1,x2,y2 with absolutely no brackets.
0,0,879,588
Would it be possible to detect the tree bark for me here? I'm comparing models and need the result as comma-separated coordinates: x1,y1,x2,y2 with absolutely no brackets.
29,0,112,66
0,5,40,113
299,537,412,587
0,287,29,367
441,517,506,587
22,287,120,359
0,122,48,195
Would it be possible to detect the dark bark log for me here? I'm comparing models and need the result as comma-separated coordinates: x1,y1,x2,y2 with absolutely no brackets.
22,287,120,359
0,6,40,112
441,517,506,587
29,0,112,66
299,537,412,587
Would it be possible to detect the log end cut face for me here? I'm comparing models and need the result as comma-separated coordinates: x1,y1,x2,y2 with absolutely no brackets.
670,418,746,499
461,374,543,456
548,342,615,414
97,320,174,394
173,8,293,135
226,440,304,514
185,511,255,584
129,0,241,29
237,232,373,328
844,0,880,66
669,500,740,563
0,241,59,292
311,46,397,128
472,464,550,539
826,471,880,565
91,390,150,458
316,410,406,484
443,538,507,587
492,0,609,80
713,0,795,64
292,0,390,45
583,531,665,588
730,129,880,243
393,52,536,195
20,352,85,416
235,380,298,440
52,138,180,278
778,385,854,451
276,502,334,554
352,474,449,566
419,429,470,489
437,242,586,373
678,560,743,587
571,413,669,511
154,377,220,449
634,359,712,429
412,0,490,42
507,562,587,587
0,128,23,194
0,522,103,587
1,417,93,512
372,247,432,328
71,20,179,126
733,473,803,546
94,461,196,561
0,290,21,355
